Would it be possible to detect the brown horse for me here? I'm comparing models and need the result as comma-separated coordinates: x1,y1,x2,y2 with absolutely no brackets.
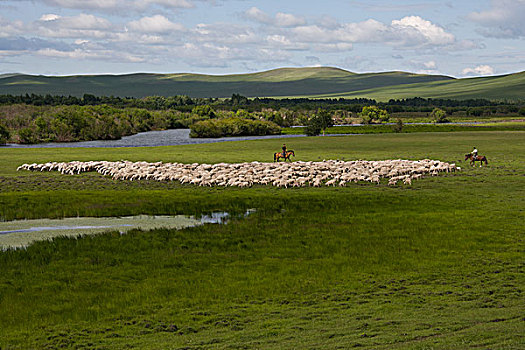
465,153,488,167
274,150,295,162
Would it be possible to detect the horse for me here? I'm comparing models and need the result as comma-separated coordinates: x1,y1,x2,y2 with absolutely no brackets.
465,153,488,167
274,150,295,162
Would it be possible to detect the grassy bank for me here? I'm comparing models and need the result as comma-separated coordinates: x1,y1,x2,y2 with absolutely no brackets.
0,131,524,349
283,122,525,135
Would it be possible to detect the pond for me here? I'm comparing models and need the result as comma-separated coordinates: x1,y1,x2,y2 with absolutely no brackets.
3,129,306,148
0,210,255,249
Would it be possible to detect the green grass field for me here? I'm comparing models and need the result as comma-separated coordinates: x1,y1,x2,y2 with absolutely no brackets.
308,71,525,101
0,131,524,349
283,123,525,135
1,67,524,100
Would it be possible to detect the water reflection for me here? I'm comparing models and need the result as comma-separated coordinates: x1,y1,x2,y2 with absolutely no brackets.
199,209,256,224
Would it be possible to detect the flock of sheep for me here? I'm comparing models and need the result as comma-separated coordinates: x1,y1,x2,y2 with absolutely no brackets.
17,159,458,187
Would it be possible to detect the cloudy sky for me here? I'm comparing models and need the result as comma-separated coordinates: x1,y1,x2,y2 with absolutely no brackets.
0,0,524,76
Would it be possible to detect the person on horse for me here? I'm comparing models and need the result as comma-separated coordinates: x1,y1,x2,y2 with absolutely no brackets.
471,147,478,159
282,144,287,158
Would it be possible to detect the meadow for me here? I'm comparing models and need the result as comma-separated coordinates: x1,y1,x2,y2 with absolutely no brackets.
283,122,525,135
0,131,523,349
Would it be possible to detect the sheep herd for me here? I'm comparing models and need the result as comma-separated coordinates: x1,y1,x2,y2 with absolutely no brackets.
17,159,458,187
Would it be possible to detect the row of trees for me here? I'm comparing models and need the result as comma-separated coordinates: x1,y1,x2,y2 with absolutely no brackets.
2,94,523,114
0,94,215,110
0,105,196,144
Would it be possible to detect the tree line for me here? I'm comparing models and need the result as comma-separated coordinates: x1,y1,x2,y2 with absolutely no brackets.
1,93,523,113
1,93,524,144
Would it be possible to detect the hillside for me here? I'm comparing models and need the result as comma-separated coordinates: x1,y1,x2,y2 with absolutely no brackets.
0,67,523,101
311,71,525,101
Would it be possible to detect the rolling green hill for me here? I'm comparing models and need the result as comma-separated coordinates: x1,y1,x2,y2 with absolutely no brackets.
0,67,523,101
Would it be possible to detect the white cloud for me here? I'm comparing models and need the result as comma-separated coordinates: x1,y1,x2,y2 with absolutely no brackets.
35,13,113,38
145,0,194,9
192,23,258,45
407,60,439,74
291,16,454,48
337,19,389,42
127,15,184,33
244,7,305,27
35,13,111,31
37,48,145,62
391,16,455,46
468,0,525,38
265,35,307,50
274,12,305,27
244,7,271,24
37,48,100,59
462,65,495,76
39,14,60,21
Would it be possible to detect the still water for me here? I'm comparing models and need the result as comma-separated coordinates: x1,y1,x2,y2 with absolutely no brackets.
4,129,306,148
0,210,256,249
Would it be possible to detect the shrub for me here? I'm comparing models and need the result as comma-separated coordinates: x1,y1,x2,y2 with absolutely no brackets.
431,108,449,123
192,105,216,118
18,127,38,144
392,118,404,133
189,117,281,138
0,121,9,144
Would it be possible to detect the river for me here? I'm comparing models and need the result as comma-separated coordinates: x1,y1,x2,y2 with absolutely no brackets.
3,129,306,148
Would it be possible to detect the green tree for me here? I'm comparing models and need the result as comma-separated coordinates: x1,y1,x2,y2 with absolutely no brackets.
360,106,389,124
316,108,334,135
0,121,10,144
304,110,333,136
304,118,322,136
430,108,449,123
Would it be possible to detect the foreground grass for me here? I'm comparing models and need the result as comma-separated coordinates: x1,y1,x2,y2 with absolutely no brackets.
0,132,523,349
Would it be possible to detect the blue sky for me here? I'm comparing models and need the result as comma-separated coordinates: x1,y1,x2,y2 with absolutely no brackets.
0,0,524,76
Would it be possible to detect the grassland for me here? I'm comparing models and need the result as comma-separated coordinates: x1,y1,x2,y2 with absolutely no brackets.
0,131,524,349
283,122,525,135
1,67,524,100
309,71,525,101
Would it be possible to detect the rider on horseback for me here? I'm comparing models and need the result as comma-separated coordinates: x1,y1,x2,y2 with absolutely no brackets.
471,147,478,159
282,144,287,158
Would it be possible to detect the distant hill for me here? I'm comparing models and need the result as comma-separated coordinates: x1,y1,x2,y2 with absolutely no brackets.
0,67,523,101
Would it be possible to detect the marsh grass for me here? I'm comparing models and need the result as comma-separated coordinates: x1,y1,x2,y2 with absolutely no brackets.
0,131,523,349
